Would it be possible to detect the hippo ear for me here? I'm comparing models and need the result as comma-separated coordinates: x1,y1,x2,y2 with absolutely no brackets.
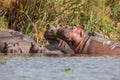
31,42,33,45
16,43,19,46
56,25,60,29
80,30,84,38
46,24,50,29
4,42,8,46
31,42,35,46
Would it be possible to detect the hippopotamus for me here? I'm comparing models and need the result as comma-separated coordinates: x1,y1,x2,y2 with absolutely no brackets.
44,24,107,54
2,42,22,53
0,30,66,56
44,24,74,54
57,26,120,56
0,30,41,54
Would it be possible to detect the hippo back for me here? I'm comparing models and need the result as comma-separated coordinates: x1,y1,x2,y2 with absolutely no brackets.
18,41,31,53
0,30,38,53
83,36,120,55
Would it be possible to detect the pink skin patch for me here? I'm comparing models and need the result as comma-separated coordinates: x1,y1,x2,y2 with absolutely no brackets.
67,27,85,54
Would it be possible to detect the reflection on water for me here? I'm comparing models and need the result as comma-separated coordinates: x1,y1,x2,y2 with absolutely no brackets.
0,56,120,80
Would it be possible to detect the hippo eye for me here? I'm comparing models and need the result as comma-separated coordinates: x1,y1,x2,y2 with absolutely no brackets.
51,29,54,32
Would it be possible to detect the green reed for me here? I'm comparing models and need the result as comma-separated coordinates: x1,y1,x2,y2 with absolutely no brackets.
0,0,120,42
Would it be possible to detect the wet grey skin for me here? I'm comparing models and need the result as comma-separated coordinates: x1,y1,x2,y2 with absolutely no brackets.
0,30,66,55
0,30,41,54
44,24,59,40
57,26,72,41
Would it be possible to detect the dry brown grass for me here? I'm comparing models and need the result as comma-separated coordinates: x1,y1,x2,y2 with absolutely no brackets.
0,0,120,43
0,0,16,11
33,31,45,44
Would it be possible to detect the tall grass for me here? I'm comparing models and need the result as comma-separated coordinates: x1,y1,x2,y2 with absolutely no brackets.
0,0,120,42
0,15,8,31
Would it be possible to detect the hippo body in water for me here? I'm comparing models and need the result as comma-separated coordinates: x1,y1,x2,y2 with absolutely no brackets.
0,30,40,54
0,30,66,55
57,26,120,56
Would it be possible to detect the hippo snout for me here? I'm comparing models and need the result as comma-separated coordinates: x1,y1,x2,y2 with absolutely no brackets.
44,24,60,40
57,28,69,41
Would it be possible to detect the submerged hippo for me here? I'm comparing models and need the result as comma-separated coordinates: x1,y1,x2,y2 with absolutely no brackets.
0,30,66,56
1,42,22,55
44,24,74,54
0,30,40,54
57,26,120,56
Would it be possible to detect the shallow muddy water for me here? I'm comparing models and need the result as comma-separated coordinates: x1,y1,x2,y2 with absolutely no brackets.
0,56,120,80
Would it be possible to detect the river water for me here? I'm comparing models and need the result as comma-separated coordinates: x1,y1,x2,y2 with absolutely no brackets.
0,56,120,80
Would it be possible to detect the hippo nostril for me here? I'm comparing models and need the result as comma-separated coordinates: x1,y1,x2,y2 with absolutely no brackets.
51,30,54,33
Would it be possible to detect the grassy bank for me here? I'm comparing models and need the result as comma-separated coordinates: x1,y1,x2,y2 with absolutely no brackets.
0,0,120,43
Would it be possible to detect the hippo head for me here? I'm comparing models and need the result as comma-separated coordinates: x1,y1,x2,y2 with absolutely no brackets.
44,24,60,41
57,26,72,41
57,26,85,41
29,42,44,53
2,42,22,54
57,26,85,52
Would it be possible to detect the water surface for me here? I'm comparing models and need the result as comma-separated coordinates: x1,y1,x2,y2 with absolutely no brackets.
0,56,120,80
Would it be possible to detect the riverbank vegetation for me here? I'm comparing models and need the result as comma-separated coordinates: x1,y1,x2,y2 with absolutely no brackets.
0,0,120,43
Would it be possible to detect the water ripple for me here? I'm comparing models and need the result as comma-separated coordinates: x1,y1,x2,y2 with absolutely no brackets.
0,56,120,80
